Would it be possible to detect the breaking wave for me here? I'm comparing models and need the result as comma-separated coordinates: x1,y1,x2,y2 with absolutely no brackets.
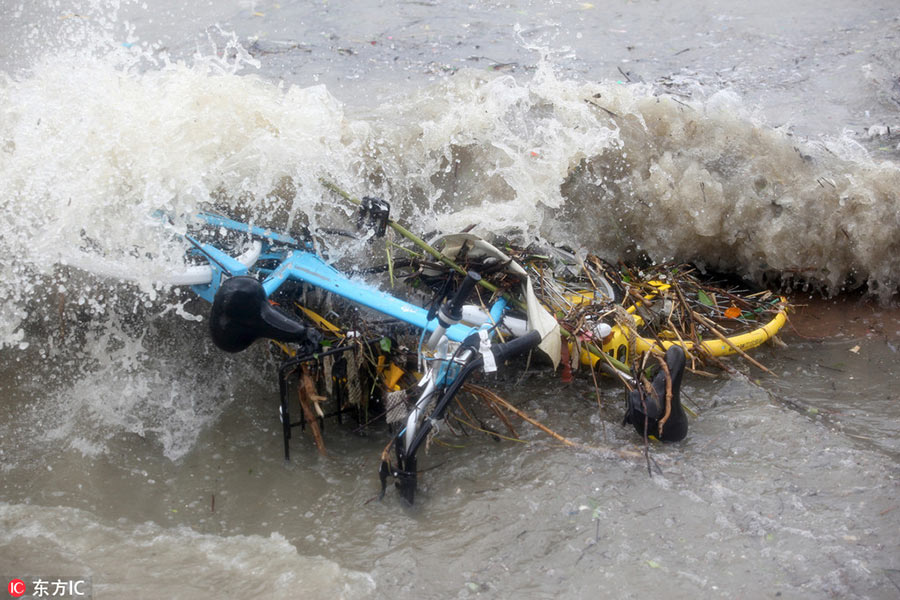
3,37,897,350
359,66,900,300
1,11,897,456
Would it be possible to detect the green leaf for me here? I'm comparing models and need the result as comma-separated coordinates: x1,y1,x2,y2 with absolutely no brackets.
379,337,392,353
697,289,714,306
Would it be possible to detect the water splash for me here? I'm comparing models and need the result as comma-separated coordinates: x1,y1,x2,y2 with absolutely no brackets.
2,13,898,458
361,67,900,300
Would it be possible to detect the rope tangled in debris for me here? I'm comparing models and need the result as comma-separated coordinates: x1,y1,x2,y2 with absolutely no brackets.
346,347,362,406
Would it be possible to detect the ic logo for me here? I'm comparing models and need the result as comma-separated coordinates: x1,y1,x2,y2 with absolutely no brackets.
7,579,26,598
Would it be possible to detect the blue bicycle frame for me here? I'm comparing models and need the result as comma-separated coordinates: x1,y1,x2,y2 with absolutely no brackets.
187,212,488,343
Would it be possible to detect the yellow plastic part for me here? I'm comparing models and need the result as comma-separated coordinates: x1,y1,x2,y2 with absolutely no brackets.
578,299,789,369
269,303,344,358
294,303,344,336
382,363,406,391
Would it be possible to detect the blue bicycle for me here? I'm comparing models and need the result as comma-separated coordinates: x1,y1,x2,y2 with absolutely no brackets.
172,210,544,504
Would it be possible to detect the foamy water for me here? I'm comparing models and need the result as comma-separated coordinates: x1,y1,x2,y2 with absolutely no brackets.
3,11,899,351
1,502,375,599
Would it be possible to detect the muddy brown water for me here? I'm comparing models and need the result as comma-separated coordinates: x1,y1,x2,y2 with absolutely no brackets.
2,1,900,598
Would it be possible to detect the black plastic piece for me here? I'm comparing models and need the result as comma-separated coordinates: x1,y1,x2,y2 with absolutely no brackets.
623,346,688,442
488,329,542,363
209,276,322,353
447,271,482,321
357,197,391,238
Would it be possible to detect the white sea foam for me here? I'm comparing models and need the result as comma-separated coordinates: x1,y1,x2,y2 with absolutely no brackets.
0,502,376,599
363,69,900,300
4,34,899,352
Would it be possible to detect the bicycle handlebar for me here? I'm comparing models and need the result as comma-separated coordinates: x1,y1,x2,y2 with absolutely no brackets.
447,271,481,321
488,330,542,362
